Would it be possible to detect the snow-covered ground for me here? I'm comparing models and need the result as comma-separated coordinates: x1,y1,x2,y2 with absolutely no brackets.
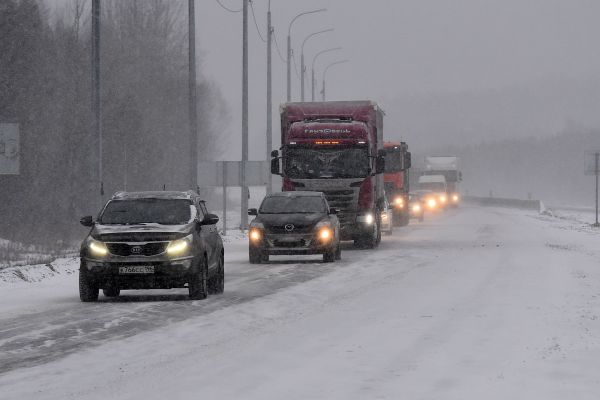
1,205,599,399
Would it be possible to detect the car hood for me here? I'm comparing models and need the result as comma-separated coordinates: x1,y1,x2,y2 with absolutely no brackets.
91,223,192,242
254,213,327,230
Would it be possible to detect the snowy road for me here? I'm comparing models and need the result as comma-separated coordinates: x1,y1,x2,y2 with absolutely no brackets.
1,205,599,399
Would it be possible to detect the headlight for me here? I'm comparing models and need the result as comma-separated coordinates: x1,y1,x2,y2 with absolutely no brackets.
394,197,404,208
427,198,437,209
318,227,333,241
88,239,108,257
412,203,421,212
167,234,193,256
452,194,459,202
440,195,447,203
249,228,262,242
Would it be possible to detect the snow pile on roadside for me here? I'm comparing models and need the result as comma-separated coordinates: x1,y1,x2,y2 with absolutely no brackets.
0,257,79,286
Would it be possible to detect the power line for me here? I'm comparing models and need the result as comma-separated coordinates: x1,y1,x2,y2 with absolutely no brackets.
249,0,266,43
215,0,242,13
272,30,287,63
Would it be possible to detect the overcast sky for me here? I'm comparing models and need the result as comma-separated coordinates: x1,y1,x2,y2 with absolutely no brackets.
195,0,600,159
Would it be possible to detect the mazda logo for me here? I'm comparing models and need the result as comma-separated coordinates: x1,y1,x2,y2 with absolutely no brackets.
131,246,143,254
284,224,295,232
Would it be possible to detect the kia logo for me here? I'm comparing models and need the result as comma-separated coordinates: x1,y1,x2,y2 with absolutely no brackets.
131,246,143,254
284,224,295,232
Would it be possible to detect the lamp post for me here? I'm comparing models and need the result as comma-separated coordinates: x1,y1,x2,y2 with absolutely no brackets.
311,47,342,101
266,0,273,194
287,8,326,102
300,28,333,101
322,59,349,101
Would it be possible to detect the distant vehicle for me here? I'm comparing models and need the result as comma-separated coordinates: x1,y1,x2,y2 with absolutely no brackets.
417,174,448,207
271,101,386,249
380,196,394,234
412,189,439,212
408,192,425,222
424,156,462,206
78,191,224,302
248,191,341,263
383,141,411,226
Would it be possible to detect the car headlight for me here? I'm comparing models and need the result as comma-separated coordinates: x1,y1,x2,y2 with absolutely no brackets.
88,238,108,257
167,234,193,256
249,228,262,242
394,197,404,208
452,194,459,202
412,203,421,212
440,195,447,203
427,198,437,209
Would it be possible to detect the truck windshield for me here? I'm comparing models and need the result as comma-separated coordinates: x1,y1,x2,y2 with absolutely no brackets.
285,147,370,179
260,196,326,214
99,199,193,225
418,182,446,192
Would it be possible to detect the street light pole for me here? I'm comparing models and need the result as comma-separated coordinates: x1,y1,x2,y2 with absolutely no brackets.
322,59,349,101
188,0,198,192
286,8,326,102
266,0,273,194
311,46,342,101
91,0,102,201
241,0,249,229
300,28,334,101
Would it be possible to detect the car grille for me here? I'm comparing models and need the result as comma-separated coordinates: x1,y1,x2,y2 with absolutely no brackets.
106,242,169,257
267,224,312,234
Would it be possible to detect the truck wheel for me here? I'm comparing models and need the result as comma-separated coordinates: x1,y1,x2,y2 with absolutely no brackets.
79,268,99,302
249,247,262,264
189,256,208,300
102,286,120,298
208,253,225,294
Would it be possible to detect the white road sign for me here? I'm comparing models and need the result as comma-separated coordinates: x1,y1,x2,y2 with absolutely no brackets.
584,151,600,176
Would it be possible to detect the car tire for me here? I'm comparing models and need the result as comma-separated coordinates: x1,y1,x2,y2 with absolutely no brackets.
249,247,262,264
102,286,120,297
208,253,225,295
323,247,336,262
189,256,208,300
79,268,99,302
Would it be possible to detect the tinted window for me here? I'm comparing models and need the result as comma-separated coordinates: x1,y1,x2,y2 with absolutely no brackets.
259,196,326,214
99,199,192,225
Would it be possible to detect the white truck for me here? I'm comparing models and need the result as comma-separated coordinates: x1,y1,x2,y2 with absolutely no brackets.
417,175,448,207
424,156,462,206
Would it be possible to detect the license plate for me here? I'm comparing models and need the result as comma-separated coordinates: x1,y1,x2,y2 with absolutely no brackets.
118,265,154,274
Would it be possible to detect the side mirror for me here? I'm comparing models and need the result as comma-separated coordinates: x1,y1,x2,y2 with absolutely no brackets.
80,216,94,227
271,157,281,176
271,149,279,158
375,155,385,174
404,152,412,169
248,208,258,216
329,207,338,215
200,213,219,225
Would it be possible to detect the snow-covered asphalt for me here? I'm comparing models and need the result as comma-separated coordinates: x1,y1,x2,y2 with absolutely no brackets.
1,205,599,399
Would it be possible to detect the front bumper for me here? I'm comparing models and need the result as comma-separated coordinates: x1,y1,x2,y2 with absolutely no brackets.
251,233,336,255
81,256,194,289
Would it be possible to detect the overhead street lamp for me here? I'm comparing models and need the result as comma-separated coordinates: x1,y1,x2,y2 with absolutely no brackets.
322,59,349,101
300,28,333,101
311,46,342,101
287,8,326,102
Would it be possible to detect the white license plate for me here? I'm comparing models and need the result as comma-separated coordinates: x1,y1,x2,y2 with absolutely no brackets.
118,265,154,274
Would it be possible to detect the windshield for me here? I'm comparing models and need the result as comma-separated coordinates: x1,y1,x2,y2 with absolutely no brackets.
418,182,446,192
384,149,403,172
99,199,193,225
259,196,326,214
285,147,370,179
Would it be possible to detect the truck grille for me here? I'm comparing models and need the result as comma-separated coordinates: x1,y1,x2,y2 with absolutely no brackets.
322,189,355,209
107,242,169,257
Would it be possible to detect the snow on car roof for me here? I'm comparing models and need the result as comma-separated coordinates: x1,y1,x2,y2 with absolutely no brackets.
111,191,200,201
267,191,324,197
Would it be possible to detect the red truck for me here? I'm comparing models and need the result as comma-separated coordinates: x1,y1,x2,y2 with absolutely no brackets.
383,141,412,226
271,101,386,248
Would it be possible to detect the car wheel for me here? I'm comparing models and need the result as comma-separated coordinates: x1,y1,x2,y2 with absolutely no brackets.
189,256,208,300
208,253,225,295
249,247,262,264
79,267,99,302
102,286,120,297
323,247,336,262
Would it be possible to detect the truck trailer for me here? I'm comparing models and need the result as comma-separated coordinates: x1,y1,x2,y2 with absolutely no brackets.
271,101,386,248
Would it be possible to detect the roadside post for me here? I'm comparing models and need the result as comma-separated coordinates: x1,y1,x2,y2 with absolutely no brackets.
584,151,600,227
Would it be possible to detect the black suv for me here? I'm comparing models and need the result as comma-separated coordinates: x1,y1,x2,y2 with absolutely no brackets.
79,191,224,301
248,191,341,263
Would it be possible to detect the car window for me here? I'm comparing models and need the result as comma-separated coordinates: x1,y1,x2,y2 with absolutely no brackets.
259,196,327,214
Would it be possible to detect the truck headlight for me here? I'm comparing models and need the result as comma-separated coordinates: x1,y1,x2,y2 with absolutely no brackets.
394,197,404,208
427,198,437,209
440,195,447,203
88,239,108,257
412,203,421,213
452,194,459,202
167,234,192,256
